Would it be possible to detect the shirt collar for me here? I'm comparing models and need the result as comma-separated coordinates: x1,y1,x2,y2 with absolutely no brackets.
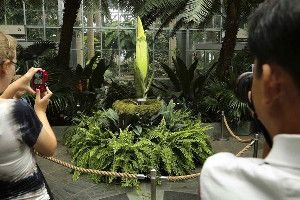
264,134,300,169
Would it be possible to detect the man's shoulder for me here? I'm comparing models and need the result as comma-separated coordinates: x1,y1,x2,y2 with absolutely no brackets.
201,152,264,175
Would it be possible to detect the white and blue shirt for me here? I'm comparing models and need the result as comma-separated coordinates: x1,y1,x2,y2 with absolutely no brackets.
0,99,49,200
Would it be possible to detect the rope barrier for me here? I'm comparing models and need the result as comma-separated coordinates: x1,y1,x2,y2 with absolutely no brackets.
36,114,256,182
36,138,255,182
235,140,255,157
223,115,252,143
35,152,144,179
162,173,201,182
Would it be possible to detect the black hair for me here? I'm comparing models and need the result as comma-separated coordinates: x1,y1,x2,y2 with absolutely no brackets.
248,0,300,87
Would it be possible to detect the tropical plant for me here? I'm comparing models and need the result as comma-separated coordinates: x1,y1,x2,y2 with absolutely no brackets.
198,49,253,124
154,56,216,101
15,41,56,75
134,16,154,98
63,100,213,188
198,79,250,125
74,52,112,91
115,0,220,36
100,81,136,109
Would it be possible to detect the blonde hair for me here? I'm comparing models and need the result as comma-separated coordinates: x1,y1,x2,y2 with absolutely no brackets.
0,32,17,63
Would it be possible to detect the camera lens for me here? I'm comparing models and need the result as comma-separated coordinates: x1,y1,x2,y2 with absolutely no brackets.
235,72,253,106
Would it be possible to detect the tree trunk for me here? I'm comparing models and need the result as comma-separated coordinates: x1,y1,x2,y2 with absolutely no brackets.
87,11,95,60
216,0,241,80
57,0,82,69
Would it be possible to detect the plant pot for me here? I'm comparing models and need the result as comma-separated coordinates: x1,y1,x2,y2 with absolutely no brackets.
112,98,163,127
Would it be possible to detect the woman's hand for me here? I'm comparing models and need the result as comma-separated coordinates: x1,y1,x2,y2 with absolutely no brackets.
34,87,53,113
16,67,42,94
1,67,41,99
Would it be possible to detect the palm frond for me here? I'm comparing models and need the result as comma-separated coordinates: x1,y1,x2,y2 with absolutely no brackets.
139,0,187,28
18,41,57,61
153,2,187,38
116,0,146,14
179,0,221,24
138,0,220,37
84,0,111,19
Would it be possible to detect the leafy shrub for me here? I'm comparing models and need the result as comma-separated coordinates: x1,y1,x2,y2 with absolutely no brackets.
100,81,136,109
63,101,213,188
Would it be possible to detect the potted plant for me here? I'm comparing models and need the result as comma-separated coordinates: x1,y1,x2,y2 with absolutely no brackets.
113,17,162,126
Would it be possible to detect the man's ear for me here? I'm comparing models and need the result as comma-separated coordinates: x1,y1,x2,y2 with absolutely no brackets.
261,63,282,104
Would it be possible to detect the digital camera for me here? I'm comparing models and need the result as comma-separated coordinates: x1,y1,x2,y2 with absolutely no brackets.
235,70,273,147
32,69,48,93
235,71,253,108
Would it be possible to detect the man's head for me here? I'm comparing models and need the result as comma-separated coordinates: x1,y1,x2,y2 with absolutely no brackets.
0,32,17,91
248,0,300,136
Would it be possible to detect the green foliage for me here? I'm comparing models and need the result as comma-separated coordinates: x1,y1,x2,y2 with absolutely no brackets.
16,41,56,74
103,20,136,57
100,81,136,109
20,49,112,124
154,56,215,101
112,99,163,128
153,56,216,117
75,52,112,91
136,0,220,36
63,101,213,188
197,49,253,125
152,100,191,131
199,80,249,125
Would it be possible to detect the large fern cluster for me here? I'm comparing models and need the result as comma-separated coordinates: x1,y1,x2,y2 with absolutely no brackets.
63,101,213,188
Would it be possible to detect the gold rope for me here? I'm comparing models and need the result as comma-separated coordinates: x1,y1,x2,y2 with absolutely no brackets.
223,115,252,143
36,152,138,179
235,140,255,157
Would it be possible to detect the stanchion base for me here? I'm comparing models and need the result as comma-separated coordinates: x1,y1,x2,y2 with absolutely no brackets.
217,138,229,141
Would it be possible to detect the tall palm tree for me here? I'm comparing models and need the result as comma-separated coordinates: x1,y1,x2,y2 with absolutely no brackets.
84,0,110,60
57,0,111,68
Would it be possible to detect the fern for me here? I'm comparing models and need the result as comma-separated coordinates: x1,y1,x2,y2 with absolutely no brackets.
63,101,213,188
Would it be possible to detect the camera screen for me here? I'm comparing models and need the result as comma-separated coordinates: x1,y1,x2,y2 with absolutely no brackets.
33,72,43,85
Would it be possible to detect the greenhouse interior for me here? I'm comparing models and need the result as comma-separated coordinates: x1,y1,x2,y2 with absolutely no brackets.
3,0,298,199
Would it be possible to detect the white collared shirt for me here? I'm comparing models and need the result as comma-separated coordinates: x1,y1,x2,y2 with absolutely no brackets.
200,134,300,200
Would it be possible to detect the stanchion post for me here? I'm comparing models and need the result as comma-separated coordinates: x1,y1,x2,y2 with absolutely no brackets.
150,169,156,200
218,111,228,141
253,133,259,158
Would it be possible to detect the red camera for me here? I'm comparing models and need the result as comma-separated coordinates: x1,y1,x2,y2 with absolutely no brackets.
32,69,48,93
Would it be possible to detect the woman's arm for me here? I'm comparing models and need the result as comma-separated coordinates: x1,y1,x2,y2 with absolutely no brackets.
33,88,57,157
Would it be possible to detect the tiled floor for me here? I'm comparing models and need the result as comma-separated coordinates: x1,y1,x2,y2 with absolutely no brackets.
36,126,263,200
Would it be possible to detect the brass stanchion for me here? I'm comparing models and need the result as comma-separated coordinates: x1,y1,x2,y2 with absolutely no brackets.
253,133,259,158
218,111,229,141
